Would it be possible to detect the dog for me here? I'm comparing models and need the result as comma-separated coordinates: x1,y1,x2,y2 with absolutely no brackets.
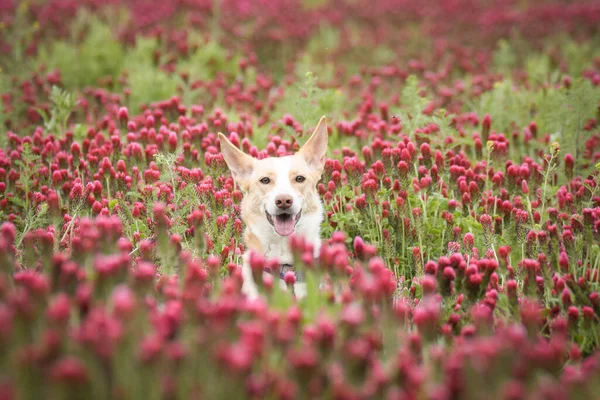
218,116,328,299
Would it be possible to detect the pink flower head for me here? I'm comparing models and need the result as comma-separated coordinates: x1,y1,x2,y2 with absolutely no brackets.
50,356,88,385
112,285,137,317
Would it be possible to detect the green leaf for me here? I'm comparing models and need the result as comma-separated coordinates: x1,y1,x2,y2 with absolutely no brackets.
9,196,26,208
108,199,118,210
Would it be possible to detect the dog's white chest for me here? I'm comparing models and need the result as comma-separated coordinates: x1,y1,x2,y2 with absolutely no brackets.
261,238,291,264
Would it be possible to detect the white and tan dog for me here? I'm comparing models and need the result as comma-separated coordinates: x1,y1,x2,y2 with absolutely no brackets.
218,117,328,299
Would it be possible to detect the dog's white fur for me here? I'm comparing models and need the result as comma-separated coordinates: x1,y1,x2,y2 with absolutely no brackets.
218,117,328,299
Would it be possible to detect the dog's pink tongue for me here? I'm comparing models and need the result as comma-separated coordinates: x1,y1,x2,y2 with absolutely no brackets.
274,216,295,236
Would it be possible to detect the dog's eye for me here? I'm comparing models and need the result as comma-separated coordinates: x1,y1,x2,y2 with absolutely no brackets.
295,176,306,183
260,177,271,184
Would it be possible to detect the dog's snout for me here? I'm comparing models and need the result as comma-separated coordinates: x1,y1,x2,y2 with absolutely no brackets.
275,194,293,210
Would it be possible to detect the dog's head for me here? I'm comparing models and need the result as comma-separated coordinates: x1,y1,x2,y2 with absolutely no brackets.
218,117,328,237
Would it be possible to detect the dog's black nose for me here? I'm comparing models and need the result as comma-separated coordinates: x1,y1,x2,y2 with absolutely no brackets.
275,194,293,210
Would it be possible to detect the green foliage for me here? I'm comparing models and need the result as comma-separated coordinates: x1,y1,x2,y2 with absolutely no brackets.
561,39,600,77
301,0,330,9
124,38,193,113
126,37,244,112
396,75,430,135
538,78,600,161
33,12,183,112
116,195,149,245
178,39,241,82
36,13,125,89
276,71,345,135
15,204,49,250
492,35,600,78
394,76,464,151
153,152,204,257
472,75,597,163
525,53,559,87
154,152,180,188
0,1,40,74
483,39,599,162
13,143,40,210
10,143,50,251
0,73,8,144
431,109,460,143
37,86,77,135
126,68,180,113
474,79,532,134
294,54,337,85
540,143,561,225
492,39,518,74
371,45,398,67
305,25,340,57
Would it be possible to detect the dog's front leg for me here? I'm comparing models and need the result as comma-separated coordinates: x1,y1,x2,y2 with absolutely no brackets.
294,282,307,299
241,252,260,300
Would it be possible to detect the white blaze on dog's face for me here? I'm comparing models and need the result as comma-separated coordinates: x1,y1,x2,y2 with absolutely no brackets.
218,117,328,238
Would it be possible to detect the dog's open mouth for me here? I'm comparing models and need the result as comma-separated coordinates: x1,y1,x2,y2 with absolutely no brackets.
266,211,302,236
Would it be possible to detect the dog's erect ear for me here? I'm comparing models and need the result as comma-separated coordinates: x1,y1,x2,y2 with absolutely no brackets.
218,132,255,189
298,116,328,172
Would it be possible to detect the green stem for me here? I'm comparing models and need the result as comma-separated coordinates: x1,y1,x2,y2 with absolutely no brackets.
106,177,111,200
539,149,558,226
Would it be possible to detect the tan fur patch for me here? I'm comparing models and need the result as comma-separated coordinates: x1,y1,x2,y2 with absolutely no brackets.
244,230,264,253
241,192,262,227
